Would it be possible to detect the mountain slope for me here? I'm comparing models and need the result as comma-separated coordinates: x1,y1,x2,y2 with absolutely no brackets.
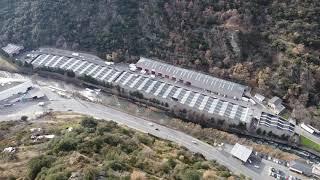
0,0,319,126
0,115,237,179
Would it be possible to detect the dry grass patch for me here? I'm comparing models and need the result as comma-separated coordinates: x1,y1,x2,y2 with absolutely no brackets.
131,170,146,180
203,170,218,179
0,56,17,72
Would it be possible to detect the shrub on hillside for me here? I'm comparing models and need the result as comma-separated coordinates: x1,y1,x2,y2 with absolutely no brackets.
52,137,78,153
21,115,28,121
136,134,155,145
81,117,98,129
27,155,56,179
182,169,201,180
66,70,75,78
83,166,98,180
106,160,130,172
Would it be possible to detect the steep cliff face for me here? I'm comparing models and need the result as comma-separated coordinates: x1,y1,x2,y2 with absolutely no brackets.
0,0,319,126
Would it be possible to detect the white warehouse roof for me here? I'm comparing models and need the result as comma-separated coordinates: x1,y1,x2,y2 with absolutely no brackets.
136,57,248,99
2,44,24,56
230,143,253,162
0,79,32,101
254,93,265,102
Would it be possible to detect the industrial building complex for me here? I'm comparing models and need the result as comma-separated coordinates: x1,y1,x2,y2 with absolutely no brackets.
2,46,320,180
15,48,297,136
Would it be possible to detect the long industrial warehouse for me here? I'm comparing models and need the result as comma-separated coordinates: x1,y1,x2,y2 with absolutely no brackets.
23,48,295,136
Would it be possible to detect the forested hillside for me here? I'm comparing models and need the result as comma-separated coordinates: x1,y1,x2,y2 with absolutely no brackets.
0,115,237,179
0,0,319,126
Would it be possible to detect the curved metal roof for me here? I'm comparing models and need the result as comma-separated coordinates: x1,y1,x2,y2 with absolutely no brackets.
136,57,248,98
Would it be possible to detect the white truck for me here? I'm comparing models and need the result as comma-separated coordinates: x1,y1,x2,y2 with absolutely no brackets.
38,102,45,106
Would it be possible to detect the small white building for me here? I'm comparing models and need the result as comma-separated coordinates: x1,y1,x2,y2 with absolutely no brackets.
72,53,79,57
289,160,313,176
254,93,265,102
2,44,24,57
230,143,253,163
312,164,320,177
3,147,16,153
268,96,285,114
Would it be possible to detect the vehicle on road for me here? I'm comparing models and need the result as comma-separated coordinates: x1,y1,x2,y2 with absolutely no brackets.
148,122,154,126
4,103,13,107
269,167,276,174
155,128,159,131
191,140,197,144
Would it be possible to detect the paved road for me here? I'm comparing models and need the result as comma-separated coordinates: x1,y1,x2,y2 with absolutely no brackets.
295,126,320,145
48,99,267,179
0,88,263,179
0,86,307,180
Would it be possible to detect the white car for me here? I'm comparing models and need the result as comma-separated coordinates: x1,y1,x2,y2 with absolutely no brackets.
191,140,198,144
148,122,154,126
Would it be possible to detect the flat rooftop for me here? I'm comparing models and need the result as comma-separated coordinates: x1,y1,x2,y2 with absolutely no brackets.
290,160,313,175
136,57,248,99
38,48,105,66
2,44,24,55
259,112,295,133
28,53,122,84
115,71,253,123
230,143,253,162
